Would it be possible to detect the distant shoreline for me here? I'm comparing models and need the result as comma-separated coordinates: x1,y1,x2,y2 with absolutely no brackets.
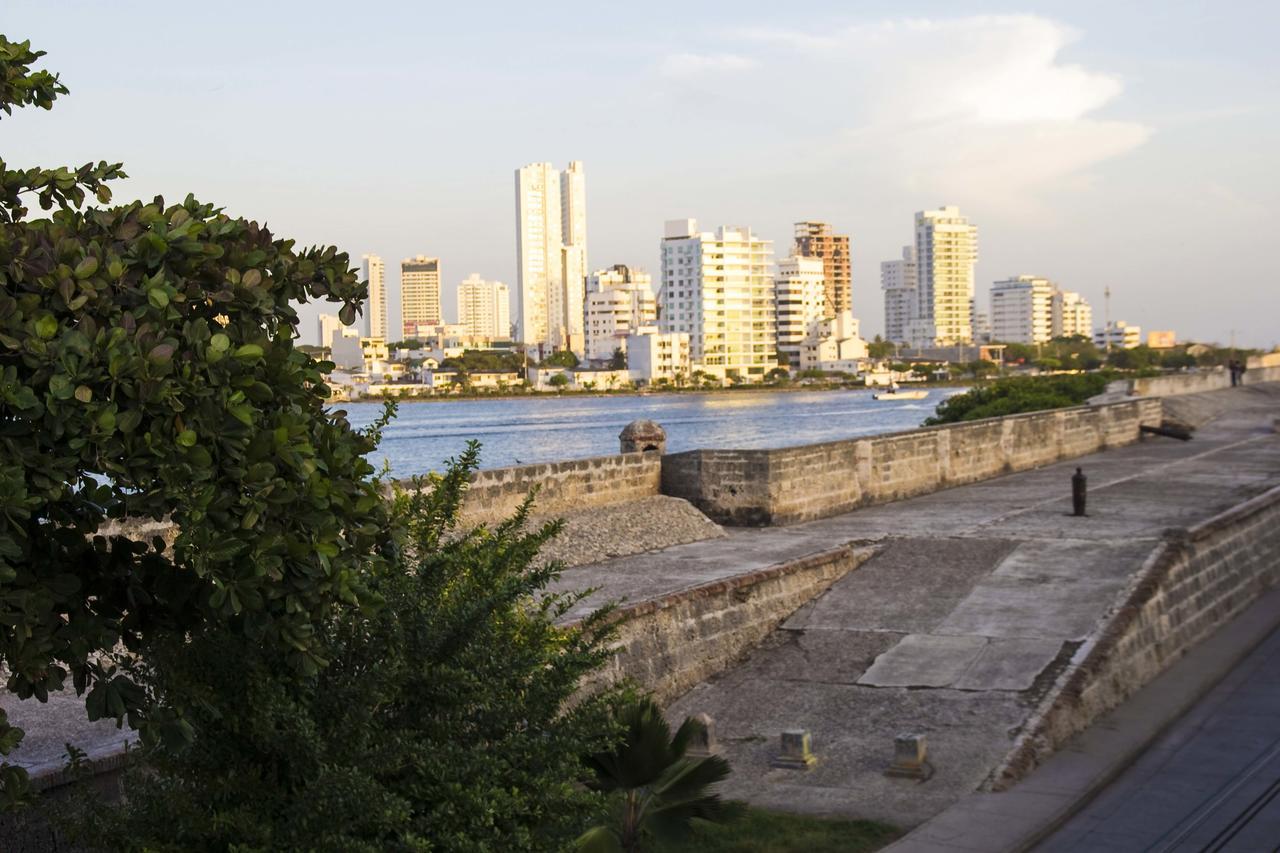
332,380,971,406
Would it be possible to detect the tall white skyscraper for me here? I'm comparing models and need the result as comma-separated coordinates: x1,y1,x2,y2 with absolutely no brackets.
515,161,587,357
660,219,776,382
585,265,656,362
360,254,388,340
880,245,918,344
456,274,511,340
990,276,1055,344
913,206,978,346
774,255,826,368
400,256,441,339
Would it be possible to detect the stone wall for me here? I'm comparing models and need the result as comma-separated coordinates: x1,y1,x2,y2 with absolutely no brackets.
456,451,662,525
574,544,875,703
1107,357,1280,398
991,483,1280,788
662,399,1163,526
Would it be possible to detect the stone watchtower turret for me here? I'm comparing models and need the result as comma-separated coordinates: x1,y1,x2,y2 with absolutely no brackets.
619,420,666,455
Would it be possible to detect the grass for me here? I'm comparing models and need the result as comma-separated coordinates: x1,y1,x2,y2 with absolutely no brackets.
652,804,900,853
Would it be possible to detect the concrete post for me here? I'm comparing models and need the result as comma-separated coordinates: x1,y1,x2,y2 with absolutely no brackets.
771,729,818,769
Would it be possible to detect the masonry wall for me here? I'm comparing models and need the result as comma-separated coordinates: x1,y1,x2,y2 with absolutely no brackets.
662,398,1163,526
1117,358,1280,398
992,484,1280,788
457,451,661,525
573,545,874,704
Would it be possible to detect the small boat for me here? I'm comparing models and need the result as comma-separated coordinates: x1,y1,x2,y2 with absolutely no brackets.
873,388,929,401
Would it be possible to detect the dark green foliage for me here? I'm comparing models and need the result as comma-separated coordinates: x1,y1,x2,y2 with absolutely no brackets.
0,35,387,802
578,697,738,853
70,443,620,852
924,373,1113,425
542,349,580,369
549,372,571,388
441,348,524,374
609,348,627,370
652,805,899,853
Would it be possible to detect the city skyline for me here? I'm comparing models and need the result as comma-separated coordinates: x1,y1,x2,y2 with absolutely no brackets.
6,2,1278,348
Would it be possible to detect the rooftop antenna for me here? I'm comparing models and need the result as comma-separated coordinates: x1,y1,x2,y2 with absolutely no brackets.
1104,285,1112,355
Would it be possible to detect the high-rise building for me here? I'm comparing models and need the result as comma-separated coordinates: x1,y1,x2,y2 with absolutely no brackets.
774,255,827,368
584,265,656,362
880,245,918,344
913,206,978,346
1051,290,1093,339
660,219,776,382
456,274,511,341
401,256,441,339
792,221,851,316
317,313,352,349
990,276,1055,344
361,254,388,340
515,161,587,357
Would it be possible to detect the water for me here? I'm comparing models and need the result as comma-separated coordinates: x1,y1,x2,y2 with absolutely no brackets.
338,387,968,479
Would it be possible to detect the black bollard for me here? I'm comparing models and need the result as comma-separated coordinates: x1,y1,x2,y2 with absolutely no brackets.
1072,467,1087,517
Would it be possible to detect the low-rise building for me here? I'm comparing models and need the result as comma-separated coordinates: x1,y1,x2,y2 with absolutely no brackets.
1095,321,1142,350
584,265,656,362
1146,330,1177,349
798,311,868,372
627,330,691,386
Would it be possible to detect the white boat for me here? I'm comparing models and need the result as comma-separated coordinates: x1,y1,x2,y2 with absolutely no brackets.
873,388,929,401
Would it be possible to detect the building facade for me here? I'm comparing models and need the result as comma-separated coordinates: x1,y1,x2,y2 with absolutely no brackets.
626,330,691,385
914,206,978,346
792,221,851,316
400,256,442,339
584,265,657,362
456,274,511,341
317,314,355,350
990,276,1055,344
660,219,776,382
1051,290,1093,339
361,253,388,340
774,255,827,369
1095,321,1142,350
880,245,918,344
799,311,868,372
515,161,587,357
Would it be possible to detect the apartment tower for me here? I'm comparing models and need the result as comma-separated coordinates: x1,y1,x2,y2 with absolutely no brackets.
990,276,1055,344
515,161,587,357
774,255,826,368
660,219,776,382
456,274,511,340
793,221,851,316
880,245,918,344
913,206,978,346
1051,290,1093,339
584,265,657,362
400,256,441,339
360,254,388,340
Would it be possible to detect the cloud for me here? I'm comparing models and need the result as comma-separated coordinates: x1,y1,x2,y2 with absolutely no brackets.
658,52,755,77
659,15,1150,213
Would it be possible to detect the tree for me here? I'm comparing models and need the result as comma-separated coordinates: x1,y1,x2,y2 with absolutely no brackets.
549,372,570,389
765,367,790,384
541,349,579,369
577,697,737,853
867,335,895,359
0,37,389,803
70,444,622,852
925,373,1114,425
609,348,627,370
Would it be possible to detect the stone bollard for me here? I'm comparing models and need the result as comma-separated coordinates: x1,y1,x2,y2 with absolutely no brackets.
619,419,667,455
685,713,719,757
770,729,818,770
1072,467,1087,517
885,733,934,781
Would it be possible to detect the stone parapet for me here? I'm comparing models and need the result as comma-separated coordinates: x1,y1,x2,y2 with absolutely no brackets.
662,398,1164,526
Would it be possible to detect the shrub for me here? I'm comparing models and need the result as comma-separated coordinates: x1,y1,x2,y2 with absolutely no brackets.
924,373,1113,425
69,444,621,852
0,36,387,802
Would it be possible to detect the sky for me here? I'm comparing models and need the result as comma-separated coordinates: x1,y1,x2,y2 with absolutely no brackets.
6,1,1279,348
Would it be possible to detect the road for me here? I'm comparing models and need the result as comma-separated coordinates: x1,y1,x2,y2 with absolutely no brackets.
1037,626,1280,852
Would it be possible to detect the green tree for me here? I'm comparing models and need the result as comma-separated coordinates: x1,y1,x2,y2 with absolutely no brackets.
0,37,388,803
542,349,579,368
609,348,627,370
577,698,737,853
549,372,570,389
867,335,895,359
925,373,1114,425
71,444,621,852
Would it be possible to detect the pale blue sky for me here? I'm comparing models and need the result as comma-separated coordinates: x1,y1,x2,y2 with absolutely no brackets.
7,1,1278,347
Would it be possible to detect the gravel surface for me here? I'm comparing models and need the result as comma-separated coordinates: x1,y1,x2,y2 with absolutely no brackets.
531,495,725,568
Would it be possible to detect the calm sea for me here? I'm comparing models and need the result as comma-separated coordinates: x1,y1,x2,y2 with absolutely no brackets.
338,387,967,479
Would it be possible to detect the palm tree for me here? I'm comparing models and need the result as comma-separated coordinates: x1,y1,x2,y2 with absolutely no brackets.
576,698,738,852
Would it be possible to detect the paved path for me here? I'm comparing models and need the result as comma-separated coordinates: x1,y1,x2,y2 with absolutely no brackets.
1036,623,1280,852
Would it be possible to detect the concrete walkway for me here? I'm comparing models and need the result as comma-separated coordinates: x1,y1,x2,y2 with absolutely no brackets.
578,383,1280,828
